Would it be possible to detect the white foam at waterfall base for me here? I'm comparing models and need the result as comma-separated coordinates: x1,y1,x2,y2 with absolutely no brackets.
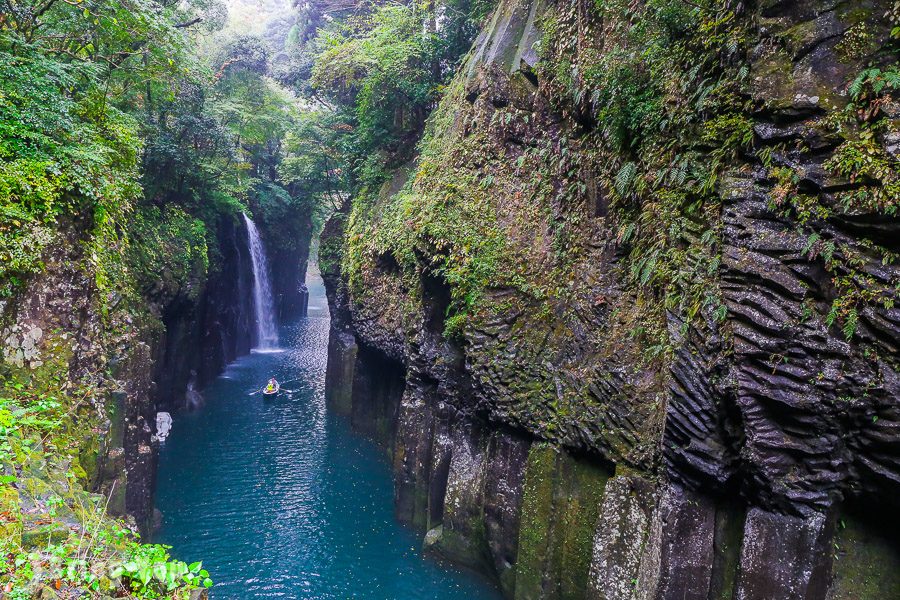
242,213,279,350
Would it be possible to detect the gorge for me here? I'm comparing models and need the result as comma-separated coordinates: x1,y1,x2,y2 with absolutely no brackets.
2,0,900,598
153,270,503,599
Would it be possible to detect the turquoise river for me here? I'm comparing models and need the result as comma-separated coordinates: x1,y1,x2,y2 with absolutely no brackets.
153,269,503,600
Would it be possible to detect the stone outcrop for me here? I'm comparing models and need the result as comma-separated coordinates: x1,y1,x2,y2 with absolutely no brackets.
323,0,900,597
1,217,162,532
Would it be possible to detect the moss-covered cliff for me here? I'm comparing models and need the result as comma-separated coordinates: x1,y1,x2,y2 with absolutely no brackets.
1,204,311,596
322,0,900,598
0,1,320,593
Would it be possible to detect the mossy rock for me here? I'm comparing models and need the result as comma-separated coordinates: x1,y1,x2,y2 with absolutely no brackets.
33,586,58,600
104,476,127,517
514,444,609,600
0,483,23,541
21,520,70,548
69,455,89,490
431,516,491,569
829,514,900,599
77,435,103,490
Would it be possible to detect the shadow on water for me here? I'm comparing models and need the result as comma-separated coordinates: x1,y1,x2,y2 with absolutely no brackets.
153,271,503,600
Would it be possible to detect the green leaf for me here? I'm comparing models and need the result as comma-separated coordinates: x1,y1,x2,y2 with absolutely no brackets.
803,233,820,255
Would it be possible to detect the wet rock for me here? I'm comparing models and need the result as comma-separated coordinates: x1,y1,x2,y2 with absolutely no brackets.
393,384,437,527
185,387,204,409
735,508,834,600
151,507,164,532
325,330,358,416
587,476,656,600
482,432,531,595
652,485,717,600
426,419,492,571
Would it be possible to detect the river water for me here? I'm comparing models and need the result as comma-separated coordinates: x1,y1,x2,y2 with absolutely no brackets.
153,270,502,600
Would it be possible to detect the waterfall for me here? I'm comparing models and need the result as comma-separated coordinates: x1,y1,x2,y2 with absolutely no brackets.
242,213,279,350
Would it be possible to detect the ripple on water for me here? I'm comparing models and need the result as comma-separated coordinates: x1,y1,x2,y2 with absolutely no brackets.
154,274,502,600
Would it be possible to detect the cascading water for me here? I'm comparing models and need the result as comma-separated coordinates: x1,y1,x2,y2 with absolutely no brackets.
242,213,279,350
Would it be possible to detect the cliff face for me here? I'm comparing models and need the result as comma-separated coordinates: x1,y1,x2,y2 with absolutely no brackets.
1,209,300,546
153,216,255,411
322,0,900,598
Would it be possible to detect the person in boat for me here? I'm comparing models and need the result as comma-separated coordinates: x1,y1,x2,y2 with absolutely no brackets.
265,378,278,393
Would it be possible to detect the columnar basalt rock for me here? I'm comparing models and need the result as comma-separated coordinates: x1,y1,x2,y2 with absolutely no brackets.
323,0,900,597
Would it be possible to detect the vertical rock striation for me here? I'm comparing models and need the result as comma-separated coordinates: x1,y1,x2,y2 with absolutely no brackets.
323,0,900,597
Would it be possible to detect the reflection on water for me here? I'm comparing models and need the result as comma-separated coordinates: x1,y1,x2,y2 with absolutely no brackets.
154,272,502,600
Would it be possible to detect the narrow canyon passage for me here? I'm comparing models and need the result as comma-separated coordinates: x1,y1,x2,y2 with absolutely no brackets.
153,270,502,599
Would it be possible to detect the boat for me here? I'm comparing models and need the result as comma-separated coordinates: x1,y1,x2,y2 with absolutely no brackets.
262,380,280,397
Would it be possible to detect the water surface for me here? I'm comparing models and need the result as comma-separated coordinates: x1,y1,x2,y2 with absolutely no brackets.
154,271,502,600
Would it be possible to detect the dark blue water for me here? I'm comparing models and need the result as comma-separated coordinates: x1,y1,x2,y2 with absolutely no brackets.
153,270,502,600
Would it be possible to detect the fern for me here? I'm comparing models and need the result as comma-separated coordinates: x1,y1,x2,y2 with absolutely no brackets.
843,309,858,340
825,300,839,328
713,303,727,322
618,223,636,244
640,256,657,285
615,162,637,196
822,241,835,265
803,233,820,255
848,70,873,97
849,66,900,98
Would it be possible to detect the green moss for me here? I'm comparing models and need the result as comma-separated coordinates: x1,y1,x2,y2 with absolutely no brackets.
514,444,609,600
710,502,745,600
557,457,608,599
21,522,70,549
319,211,348,277
515,443,557,600
76,438,100,490
829,514,900,600
0,484,22,541
106,389,127,449
122,203,210,305
432,516,491,568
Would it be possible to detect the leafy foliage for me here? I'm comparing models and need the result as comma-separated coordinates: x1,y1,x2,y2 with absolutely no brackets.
305,0,484,187
0,2,321,598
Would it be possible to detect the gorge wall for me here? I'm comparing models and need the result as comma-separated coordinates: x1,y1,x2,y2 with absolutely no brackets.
2,210,308,542
322,0,900,598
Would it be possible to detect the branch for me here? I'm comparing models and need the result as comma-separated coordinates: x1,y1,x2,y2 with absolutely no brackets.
174,17,202,28
33,0,59,20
